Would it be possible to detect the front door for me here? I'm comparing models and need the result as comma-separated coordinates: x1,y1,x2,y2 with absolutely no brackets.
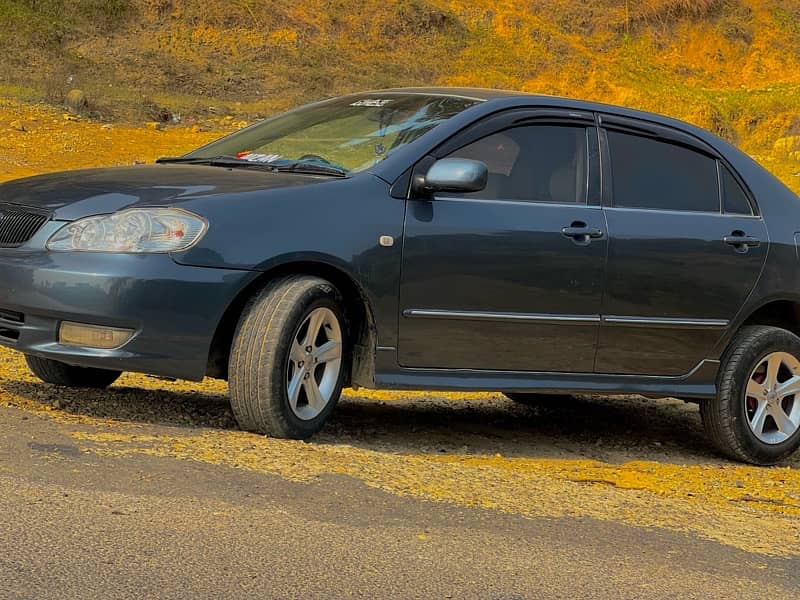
398,117,607,372
596,124,768,376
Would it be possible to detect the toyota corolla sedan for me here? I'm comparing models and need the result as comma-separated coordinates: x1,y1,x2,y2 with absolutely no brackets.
1,88,799,465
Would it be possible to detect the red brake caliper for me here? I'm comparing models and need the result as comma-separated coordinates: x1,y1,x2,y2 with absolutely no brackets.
746,372,766,416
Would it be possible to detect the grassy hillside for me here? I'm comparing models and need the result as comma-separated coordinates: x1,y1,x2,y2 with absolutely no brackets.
1,0,800,181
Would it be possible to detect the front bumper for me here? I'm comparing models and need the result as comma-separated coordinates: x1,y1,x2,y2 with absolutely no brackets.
0,228,257,380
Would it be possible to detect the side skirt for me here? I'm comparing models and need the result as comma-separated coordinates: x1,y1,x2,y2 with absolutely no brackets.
371,349,719,399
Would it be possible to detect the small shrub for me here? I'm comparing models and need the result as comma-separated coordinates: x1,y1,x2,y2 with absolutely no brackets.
688,103,737,143
639,0,726,21
379,0,464,37
619,0,732,31
75,0,132,29
773,7,800,40
140,99,172,123
787,117,800,138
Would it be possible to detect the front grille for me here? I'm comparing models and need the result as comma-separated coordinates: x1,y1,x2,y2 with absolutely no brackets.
0,203,50,247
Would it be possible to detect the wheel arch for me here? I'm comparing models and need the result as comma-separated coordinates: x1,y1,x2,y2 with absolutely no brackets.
205,259,378,386
739,299,800,336
716,298,800,359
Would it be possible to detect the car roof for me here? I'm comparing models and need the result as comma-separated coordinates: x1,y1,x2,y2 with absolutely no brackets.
362,86,715,139
366,86,525,101
354,87,798,213
357,86,767,185
366,87,692,124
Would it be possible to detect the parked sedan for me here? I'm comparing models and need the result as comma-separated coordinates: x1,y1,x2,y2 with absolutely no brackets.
0,88,798,464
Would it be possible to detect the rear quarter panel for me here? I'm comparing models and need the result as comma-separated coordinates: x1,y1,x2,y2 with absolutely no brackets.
711,147,800,357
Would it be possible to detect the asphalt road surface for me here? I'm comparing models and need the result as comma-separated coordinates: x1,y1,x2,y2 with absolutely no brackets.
1,394,798,599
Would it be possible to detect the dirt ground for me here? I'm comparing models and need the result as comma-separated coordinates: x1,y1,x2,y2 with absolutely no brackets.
3,394,798,600
0,98,798,596
1,347,798,559
0,98,224,183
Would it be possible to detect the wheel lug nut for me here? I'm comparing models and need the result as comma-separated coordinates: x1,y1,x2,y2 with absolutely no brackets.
304,373,310,380
298,361,304,367
306,346,312,352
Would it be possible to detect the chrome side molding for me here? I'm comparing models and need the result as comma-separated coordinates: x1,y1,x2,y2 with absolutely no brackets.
403,309,600,325
403,309,728,330
602,316,729,329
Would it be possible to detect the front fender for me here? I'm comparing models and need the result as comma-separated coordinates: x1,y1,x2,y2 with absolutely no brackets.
171,175,405,348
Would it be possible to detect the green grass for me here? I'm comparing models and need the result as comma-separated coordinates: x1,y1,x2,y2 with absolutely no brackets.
0,0,131,45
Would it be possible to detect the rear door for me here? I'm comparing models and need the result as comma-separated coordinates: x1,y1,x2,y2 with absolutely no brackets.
595,116,768,376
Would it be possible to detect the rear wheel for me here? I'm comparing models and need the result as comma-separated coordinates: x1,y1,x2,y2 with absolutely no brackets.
25,355,121,388
228,275,347,439
701,326,800,465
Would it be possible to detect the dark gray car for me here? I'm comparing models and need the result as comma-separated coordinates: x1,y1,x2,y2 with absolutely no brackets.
0,88,798,465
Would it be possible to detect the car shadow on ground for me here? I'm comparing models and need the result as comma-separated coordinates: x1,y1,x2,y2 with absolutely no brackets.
326,393,718,464
0,376,728,464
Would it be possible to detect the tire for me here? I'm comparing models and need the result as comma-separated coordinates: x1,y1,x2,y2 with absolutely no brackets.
228,275,348,439
503,392,563,406
25,355,121,388
701,325,800,465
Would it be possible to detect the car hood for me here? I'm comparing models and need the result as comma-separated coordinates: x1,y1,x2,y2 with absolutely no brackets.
0,164,329,220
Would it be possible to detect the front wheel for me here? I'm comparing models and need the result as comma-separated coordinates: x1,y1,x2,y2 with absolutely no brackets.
228,275,347,439
702,326,800,465
25,355,121,388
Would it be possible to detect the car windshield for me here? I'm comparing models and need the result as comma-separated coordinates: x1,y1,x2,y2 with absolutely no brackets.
184,93,482,174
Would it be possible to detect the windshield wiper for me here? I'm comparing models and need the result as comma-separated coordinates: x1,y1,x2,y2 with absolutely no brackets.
156,155,272,169
269,161,348,177
156,156,348,177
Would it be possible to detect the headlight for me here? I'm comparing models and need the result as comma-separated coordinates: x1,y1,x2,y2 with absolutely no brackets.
46,208,208,253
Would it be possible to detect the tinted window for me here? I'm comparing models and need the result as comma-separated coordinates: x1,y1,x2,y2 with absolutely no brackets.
444,125,588,204
607,131,719,212
721,164,753,215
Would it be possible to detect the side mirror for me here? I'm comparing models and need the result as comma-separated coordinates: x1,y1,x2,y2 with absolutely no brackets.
413,158,488,196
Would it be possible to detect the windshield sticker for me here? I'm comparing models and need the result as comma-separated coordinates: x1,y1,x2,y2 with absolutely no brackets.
236,152,283,163
350,99,393,107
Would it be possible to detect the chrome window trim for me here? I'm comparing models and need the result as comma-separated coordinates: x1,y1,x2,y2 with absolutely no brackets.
602,206,763,220
431,197,601,209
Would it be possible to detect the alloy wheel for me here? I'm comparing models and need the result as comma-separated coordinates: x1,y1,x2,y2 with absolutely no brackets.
744,351,800,444
286,307,343,420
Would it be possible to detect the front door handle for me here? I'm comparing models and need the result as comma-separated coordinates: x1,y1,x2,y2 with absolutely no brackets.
561,221,604,244
723,231,760,253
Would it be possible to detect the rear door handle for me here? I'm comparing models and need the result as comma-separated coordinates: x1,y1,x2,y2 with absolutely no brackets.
723,231,760,252
561,222,604,244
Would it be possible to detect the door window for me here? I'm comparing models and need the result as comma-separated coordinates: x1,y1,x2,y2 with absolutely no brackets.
606,130,720,212
720,164,754,215
443,125,588,204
